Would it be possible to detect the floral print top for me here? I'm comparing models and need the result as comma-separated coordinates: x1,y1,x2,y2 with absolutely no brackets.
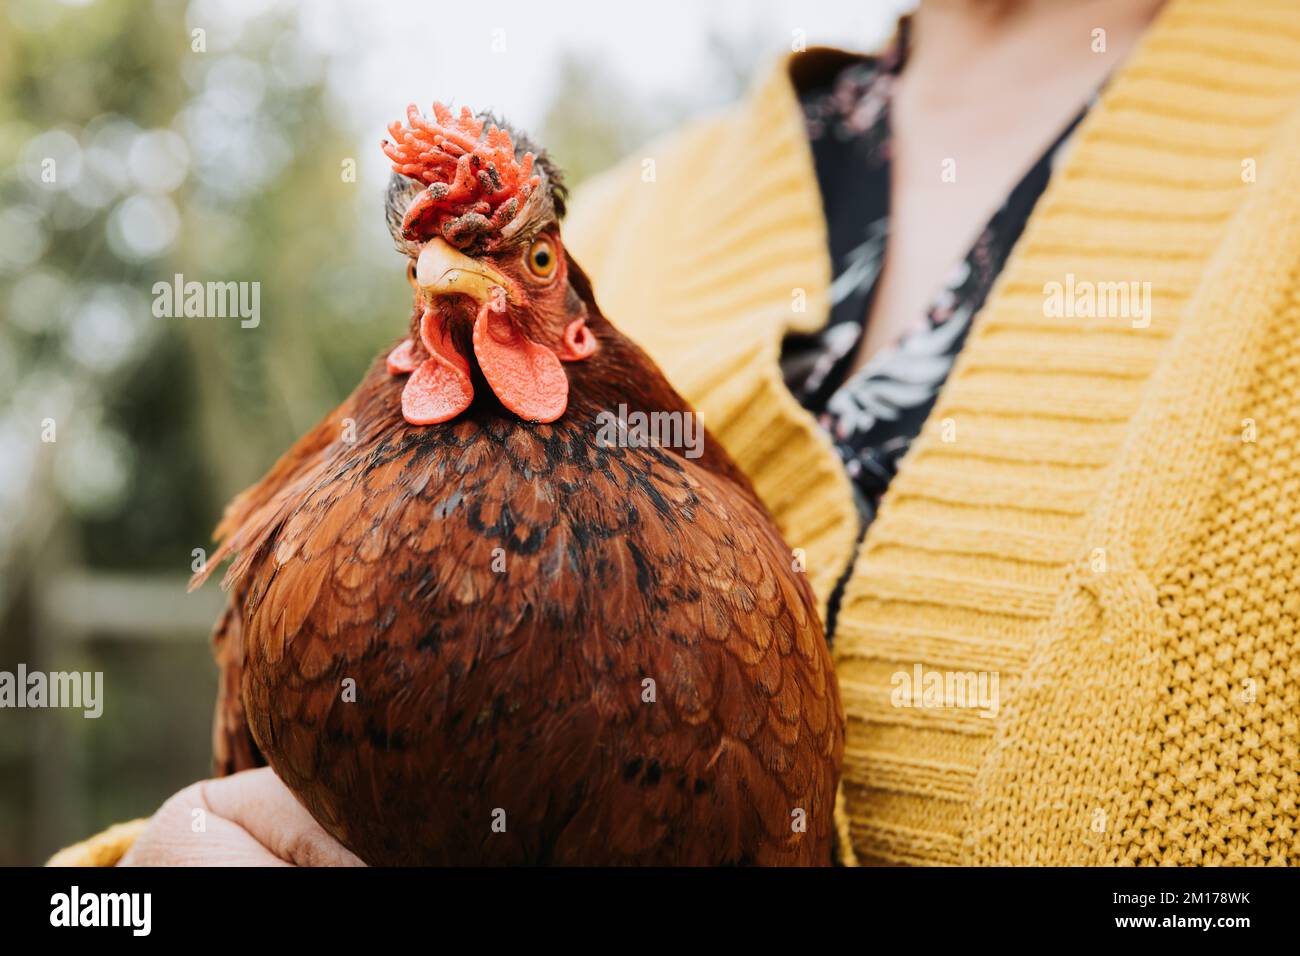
782,30,1092,529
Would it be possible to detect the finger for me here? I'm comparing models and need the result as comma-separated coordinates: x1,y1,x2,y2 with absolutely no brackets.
121,782,291,867
201,768,366,867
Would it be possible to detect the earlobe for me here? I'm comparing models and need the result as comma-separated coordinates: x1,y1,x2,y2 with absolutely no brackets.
556,317,597,361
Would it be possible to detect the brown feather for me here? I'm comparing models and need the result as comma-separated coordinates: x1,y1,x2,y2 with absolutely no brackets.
200,256,843,864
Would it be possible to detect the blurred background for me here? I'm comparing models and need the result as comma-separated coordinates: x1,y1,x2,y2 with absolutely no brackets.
0,0,904,864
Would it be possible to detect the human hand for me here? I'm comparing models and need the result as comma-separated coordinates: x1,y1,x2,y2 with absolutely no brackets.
119,767,365,867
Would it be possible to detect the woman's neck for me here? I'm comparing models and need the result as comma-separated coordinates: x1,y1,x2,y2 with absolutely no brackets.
848,0,1166,376
903,0,1167,109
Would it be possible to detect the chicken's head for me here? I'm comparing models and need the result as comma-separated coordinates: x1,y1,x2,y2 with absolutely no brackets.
380,103,596,425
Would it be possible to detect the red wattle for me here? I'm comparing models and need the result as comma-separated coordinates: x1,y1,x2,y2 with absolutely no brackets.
472,302,568,423
419,306,471,381
401,359,472,425
398,307,473,425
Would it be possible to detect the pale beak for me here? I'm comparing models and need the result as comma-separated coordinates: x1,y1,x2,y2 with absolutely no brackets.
416,237,510,305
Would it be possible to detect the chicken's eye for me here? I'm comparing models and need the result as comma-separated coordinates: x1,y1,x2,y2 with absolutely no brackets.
406,259,418,288
525,238,557,281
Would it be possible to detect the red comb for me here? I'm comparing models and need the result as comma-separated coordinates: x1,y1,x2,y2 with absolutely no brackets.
382,102,541,247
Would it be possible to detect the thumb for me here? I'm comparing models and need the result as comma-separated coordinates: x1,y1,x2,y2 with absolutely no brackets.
200,768,366,867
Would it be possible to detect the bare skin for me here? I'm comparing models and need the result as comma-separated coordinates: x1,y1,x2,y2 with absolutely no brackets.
854,0,1167,372
120,768,363,867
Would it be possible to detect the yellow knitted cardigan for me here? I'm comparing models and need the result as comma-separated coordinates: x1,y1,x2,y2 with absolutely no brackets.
54,0,1300,867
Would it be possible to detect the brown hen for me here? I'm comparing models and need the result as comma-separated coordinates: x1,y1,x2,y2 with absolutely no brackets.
195,103,843,865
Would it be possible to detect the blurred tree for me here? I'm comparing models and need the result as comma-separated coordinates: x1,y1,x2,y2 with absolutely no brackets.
537,54,659,187
0,0,405,863
537,29,767,189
